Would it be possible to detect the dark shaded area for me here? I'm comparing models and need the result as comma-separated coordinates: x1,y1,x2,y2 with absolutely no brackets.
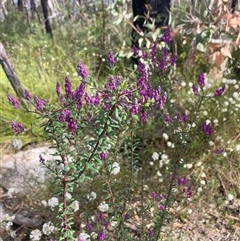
132,0,171,46
41,0,53,38
231,0,238,12
17,0,23,11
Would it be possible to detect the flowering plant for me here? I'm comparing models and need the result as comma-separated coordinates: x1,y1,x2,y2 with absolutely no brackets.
6,28,228,241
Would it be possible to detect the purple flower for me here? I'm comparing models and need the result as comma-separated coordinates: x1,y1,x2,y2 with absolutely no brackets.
149,230,154,238
64,77,73,99
77,61,89,80
192,84,199,95
67,117,77,131
200,121,213,136
105,76,121,91
177,176,187,185
214,85,225,97
107,49,115,68
7,94,20,109
161,26,172,43
130,100,140,116
99,151,109,161
182,113,188,122
39,154,45,164
215,148,224,154
11,121,24,134
151,192,157,198
158,58,167,71
198,70,205,88
133,45,139,56
73,83,85,110
169,53,177,66
98,212,104,222
58,109,72,122
56,82,61,97
151,42,157,62
34,96,46,112
94,92,101,106
164,114,173,123
124,213,129,221
24,90,32,101
159,204,165,210
161,92,167,103
86,223,93,232
138,61,148,82
98,230,106,241
186,187,192,198
176,113,188,122
159,194,164,200
139,111,147,122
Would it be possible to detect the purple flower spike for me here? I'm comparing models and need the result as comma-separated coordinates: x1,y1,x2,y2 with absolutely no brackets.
107,49,115,68
139,111,147,122
215,148,224,154
169,53,177,66
11,121,24,134
161,26,172,43
99,151,109,161
86,223,93,232
178,176,187,185
39,154,45,164
7,94,20,109
24,90,32,101
200,121,213,136
77,61,89,80
164,114,173,123
149,230,154,238
64,77,73,99
151,192,157,198
198,70,205,88
214,85,226,97
151,42,157,62
34,96,46,113
192,84,199,95
133,45,139,56
98,230,106,241
159,204,165,210
124,213,129,221
67,117,77,131
56,82,61,96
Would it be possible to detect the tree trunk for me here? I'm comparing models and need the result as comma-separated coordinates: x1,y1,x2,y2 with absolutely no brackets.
0,42,28,106
18,0,23,11
41,0,53,38
231,0,238,12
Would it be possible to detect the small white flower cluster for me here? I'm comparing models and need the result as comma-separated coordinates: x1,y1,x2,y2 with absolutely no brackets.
30,229,42,241
151,151,172,182
42,221,55,235
0,213,15,233
29,221,55,240
194,163,207,194
98,201,109,212
41,197,59,210
87,191,97,201
71,200,80,212
109,162,120,175
162,133,175,148
11,138,23,150
183,163,193,169
78,232,91,241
